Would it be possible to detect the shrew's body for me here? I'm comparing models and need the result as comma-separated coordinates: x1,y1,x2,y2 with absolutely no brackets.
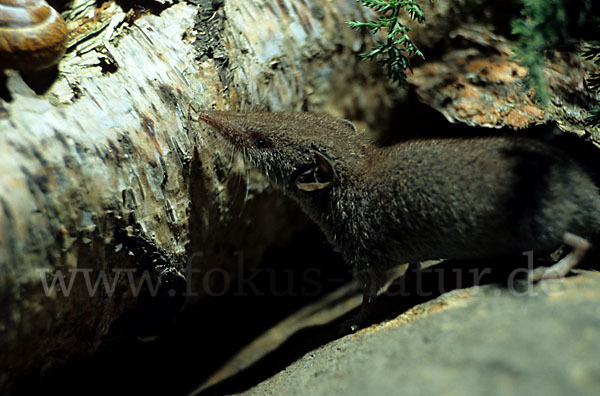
200,111,600,329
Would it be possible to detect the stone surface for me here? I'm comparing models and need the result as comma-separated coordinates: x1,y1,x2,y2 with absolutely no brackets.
238,271,600,396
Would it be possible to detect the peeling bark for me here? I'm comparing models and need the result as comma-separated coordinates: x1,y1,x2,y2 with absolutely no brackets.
0,0,396,391
407,23,600,143
4,0,599,391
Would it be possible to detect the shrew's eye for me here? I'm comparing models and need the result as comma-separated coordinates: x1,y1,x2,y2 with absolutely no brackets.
249,130,272,148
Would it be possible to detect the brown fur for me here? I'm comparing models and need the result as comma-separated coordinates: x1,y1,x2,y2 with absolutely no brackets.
200,111,600,323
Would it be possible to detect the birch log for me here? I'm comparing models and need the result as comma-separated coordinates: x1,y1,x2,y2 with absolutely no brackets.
5,0,596,391
0,0,396,391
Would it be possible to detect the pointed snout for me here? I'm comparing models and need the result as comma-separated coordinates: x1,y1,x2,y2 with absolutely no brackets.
198,111,272,149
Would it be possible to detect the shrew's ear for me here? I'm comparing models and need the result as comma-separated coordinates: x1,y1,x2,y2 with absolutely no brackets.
336,118,357,133
295,152,335,192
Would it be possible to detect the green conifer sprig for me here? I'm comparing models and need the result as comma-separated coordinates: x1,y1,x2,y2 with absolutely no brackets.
511,0,593,103
511,0,572,103
347,0,425,85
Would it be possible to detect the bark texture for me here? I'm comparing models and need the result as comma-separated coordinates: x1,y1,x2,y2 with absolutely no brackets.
0,0,395,391
3,0,600,392
403,2,600,143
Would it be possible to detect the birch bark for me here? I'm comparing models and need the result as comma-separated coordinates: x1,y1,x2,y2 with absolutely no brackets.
0,0,394,390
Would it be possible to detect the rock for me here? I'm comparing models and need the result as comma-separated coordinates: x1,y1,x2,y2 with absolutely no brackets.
238,271,600,396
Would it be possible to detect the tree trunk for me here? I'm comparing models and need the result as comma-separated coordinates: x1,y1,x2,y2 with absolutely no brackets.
0,0,395,391
3,0,599,392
